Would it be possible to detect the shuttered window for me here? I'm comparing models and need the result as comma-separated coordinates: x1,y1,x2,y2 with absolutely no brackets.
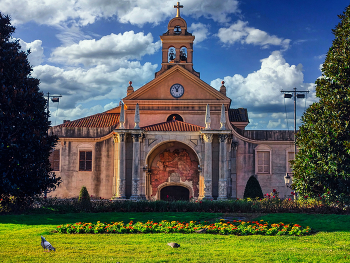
257,151,270,173
49,149,60,171
79,151,92,171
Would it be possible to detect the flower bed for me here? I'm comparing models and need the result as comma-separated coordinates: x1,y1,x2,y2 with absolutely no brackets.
56,219,311,236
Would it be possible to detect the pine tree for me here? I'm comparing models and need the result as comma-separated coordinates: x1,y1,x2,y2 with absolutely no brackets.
78,186,91,211
292,5,350,203
243,176,264,199
0,13,61,206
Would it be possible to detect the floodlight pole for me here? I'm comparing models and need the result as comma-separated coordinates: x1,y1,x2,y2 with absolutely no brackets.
280,88,309,158
46,92,62,123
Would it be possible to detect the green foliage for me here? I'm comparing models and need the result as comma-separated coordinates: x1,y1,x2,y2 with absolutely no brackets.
78,186,91,211
292,4,350,204
0,13,61,205
243,176,264,199
56,219,311,236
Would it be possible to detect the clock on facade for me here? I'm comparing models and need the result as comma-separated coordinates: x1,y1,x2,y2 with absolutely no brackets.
170,83,184,98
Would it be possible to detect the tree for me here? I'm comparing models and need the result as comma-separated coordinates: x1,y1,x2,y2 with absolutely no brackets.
243,176,264,199
78,186,91,211
292,5,350,203
0,13,61,206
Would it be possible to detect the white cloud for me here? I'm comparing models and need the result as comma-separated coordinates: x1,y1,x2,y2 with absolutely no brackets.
217,20,290,49
188,23,210,44
211,51,318,129
50,31,161,66
32,61,158,110
267,119,281,129
2,0,239,27
18,39,44,66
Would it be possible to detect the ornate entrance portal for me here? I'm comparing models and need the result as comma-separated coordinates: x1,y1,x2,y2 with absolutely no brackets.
160,186,189,201
146,141,200,200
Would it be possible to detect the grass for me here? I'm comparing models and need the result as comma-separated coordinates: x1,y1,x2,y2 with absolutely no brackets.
1,212,350,262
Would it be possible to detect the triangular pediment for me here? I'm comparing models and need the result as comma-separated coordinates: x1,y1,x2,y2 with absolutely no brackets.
123,65,229,102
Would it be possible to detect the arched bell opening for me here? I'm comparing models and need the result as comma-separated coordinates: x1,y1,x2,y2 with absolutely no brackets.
160,185,190,201
180,47,187,62
168,47,176,63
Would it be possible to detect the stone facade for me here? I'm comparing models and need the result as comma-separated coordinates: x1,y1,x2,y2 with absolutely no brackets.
48,8,295,200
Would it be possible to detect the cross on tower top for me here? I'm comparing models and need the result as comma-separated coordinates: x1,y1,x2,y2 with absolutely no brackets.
174,2,183,17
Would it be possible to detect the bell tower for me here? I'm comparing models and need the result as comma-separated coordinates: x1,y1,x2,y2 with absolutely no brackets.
155,2,200,78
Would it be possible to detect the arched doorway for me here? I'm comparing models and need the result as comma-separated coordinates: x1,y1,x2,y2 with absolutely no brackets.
160,186,189,201
145,141,200,200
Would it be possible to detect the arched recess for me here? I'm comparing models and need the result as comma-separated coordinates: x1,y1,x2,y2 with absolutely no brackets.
168,47,176,62
166,114,183,122
145,141,200,200
179,47,187,62
158,183,192,201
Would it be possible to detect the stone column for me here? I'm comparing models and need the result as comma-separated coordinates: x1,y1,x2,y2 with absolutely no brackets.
114,132,126,199
130,133,141,200
203,133,213,199
218,134,229,200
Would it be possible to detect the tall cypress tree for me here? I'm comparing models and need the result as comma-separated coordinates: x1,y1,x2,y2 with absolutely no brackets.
0,13,61,206
292,5,350,203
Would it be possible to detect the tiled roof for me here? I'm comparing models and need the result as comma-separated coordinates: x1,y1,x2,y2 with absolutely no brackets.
57,113,120,128
229,108,249,122
142,120,204,132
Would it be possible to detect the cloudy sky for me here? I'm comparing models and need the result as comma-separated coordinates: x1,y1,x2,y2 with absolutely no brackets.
3,0,347,129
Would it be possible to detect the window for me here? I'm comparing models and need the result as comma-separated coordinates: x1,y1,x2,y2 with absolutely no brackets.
49,149,60,171
255,145,271,174
257,151,270,173
287,152,294,173
79,151,92,171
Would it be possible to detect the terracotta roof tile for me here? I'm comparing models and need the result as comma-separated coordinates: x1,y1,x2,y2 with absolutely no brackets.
142,120,204,132
56,113,120,128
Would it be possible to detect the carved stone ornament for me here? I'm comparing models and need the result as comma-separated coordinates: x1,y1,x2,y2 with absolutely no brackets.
132,133,141,142
203,179,212,196
116,179,125,198
132,179,139,195
218,180,227,196
219,134,229,143
202,133,213,143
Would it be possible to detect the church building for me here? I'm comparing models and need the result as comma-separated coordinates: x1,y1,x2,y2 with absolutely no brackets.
49,3,295,200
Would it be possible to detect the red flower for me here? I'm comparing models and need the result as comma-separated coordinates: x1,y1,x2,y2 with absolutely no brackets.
291,192,295,195
167,195,169,198
273,189,276,193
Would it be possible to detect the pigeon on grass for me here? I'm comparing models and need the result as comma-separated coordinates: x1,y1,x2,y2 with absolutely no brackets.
167,242,180,248
195,227,207,233
41,236,56,252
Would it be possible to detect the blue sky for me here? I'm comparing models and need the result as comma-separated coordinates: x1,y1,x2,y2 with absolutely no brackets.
2,0,348,129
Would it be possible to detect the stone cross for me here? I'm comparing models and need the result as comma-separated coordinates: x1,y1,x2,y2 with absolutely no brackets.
119,102,125,129
220,104,226,130
174,2,183,17
205,104,211,130
134,103,140,129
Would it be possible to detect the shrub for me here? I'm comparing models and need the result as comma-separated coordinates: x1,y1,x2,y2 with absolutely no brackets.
78,186,91,211
243,176,264,199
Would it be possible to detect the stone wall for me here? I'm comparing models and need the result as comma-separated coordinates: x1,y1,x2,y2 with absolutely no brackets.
49,137,114,199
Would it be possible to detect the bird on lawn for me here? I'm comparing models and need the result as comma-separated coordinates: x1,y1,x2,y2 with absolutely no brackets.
195,227,208,233
41,236,56,252
167,242,180,248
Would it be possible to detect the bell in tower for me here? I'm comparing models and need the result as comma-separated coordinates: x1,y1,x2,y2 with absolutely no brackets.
155,2,200,78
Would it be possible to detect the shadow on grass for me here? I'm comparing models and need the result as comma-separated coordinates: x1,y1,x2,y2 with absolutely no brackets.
0,212,222,226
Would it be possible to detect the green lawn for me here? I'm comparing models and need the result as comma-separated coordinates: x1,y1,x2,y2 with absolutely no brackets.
1,212,350,262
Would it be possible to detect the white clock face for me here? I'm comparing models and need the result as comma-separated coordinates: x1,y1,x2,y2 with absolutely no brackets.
170,84,184,98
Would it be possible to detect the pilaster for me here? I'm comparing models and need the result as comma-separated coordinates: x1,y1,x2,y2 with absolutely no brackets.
130,133,143,200
218,133,230,200
113,132,126,199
